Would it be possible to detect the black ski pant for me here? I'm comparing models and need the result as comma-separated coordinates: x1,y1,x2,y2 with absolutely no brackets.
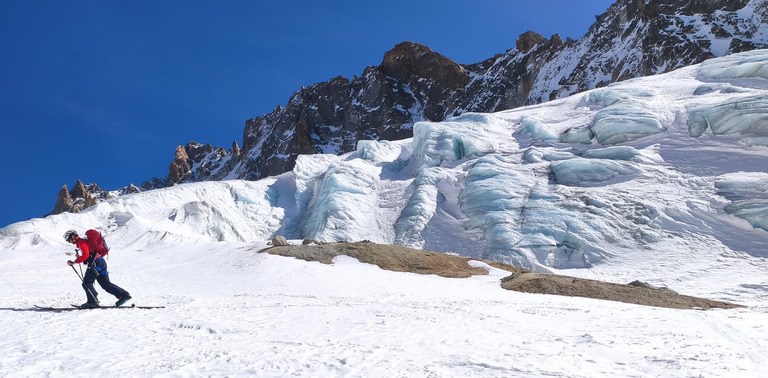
83,257,129,303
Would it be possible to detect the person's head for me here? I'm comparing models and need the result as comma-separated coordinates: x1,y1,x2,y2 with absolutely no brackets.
64,230,78,244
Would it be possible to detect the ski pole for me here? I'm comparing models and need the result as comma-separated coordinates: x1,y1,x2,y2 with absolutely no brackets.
71,264,98,301
71,264,83,280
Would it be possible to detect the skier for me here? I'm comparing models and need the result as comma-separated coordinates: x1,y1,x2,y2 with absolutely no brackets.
64,230,132,308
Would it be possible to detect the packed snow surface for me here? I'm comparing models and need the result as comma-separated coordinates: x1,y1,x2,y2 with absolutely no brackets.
2,50,768,377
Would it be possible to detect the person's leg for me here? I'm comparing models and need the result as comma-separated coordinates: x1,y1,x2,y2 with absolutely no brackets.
82,266,99,305
94,258,129,299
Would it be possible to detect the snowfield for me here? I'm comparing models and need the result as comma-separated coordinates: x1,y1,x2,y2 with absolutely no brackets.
2,50,768,377
1,242,767,377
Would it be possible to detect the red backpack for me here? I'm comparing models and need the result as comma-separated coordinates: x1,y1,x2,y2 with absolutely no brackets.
85,229,110,256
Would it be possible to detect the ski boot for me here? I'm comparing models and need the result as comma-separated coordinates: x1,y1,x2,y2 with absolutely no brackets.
115,293,132,307
80,300,100,309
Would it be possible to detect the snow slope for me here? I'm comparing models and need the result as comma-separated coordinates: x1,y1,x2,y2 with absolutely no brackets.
1,242,767,377
2,50,768,377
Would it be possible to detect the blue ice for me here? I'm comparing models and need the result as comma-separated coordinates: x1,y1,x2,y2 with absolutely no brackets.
582,146,640,161
521,116,558,141
697,49,768,81
589,104,666,144
552,159,640,186
687,95,768,137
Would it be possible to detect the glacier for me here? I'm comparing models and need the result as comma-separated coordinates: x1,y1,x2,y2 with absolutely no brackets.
3,48,768,378
2,50,768,274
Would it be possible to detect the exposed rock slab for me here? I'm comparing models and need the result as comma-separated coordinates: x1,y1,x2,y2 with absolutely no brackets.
264,242,525,279
501,272,743,310
262,242,743,310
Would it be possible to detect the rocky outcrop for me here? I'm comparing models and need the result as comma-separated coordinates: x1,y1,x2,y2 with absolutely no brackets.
264,241,742,309
120,184,142,195
271,236,290,246
515,31,550,53
69,180,98,210
501,271,742,310
380,41,470,93
230,140,241,159
51,186,75,215
51,180,112,215
264,242,514,278
161,141,238,186
168,145,191,183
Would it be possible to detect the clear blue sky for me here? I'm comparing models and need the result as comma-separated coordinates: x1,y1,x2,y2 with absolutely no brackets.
0,0,616,228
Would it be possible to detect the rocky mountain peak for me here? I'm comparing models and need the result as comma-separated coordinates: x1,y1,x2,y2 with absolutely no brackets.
51,185,74,215
380,41,469,89
168,145,191,183
164,141,234,185
51,180,110,215
515,31,549,53
231,140,241,157
122,184,142,195
69,180,93,204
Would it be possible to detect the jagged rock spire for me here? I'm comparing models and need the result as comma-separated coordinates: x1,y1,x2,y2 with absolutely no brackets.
51,185,74,215
168,145,191,184
50,180,104,215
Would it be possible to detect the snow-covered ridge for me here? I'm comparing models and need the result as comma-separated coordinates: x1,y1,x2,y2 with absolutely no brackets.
3,51,768,277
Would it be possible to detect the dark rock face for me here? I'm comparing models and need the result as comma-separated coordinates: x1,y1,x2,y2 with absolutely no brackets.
516,31,549,53
381,42,470,94
54,0,768,208
165,141,234,184
685,0,750,14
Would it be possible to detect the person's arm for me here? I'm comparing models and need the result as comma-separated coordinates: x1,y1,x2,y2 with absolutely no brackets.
72,239,91,264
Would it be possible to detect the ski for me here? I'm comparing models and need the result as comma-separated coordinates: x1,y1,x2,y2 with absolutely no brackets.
33,304,164,311
70,304,164,309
